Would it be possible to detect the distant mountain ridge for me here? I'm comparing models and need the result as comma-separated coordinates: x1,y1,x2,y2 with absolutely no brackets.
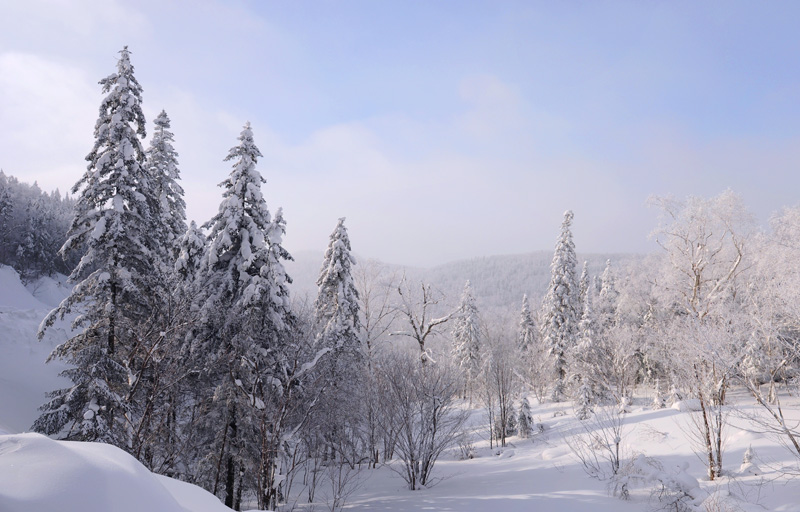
286,250,642,314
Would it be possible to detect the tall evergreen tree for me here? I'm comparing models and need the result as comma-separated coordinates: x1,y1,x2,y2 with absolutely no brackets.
578,261,590,309
174,220,206,284
517,294,537,353
573,278,600,414
597,259,619,329
314,217,362,371
145,109,186,267
540,210,580,401
451,281,482,400
193,122,293,507
34,46,153,445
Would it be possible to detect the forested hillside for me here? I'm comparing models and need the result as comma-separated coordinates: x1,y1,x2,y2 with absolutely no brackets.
0,171,77,280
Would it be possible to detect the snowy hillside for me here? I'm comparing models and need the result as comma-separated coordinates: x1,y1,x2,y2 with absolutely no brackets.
0,265,71,434
286,250,641,311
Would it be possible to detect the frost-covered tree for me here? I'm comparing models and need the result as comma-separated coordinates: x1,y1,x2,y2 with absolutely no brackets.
198,122,292,336
314,217,362,372
144,109,186,267
174,220,206,284
34,46,154,445
192,122,295,507
451,281,481,400
391,278,452,365
575,379,593,421
540,210,580,401
597,259,619,329
517,294,537,353
517,397,533,438
311,218,365,474
578,261,590,309
572,279,600,394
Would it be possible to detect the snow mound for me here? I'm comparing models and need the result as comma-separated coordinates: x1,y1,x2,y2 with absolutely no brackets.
0,433,232,512
671,399,702,412
0,265,48,310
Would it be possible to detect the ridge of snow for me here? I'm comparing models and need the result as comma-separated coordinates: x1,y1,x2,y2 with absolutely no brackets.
0,433,233,512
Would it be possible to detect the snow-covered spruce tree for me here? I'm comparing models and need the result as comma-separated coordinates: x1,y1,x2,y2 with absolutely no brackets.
451,281,481,401
540,210,580,401
144,109,186,267
575,379,594,421
33,47,155,446
578,261,590,310
517,397,533,438
517,294,537,353
311,217,365,471
314,217,362,374
572,278,601,410
597,259,619,330
192,122,295,508
126,110,188,467
174,220,206,285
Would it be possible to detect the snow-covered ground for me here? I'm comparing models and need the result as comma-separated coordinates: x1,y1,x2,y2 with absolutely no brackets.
335,397,800,512
2,264,800,512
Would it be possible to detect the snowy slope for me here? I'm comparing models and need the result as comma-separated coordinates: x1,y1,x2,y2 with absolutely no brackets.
0,266,71,434
335,397,800,512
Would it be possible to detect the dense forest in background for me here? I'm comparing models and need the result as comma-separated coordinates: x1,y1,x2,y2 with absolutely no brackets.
0,171,78,279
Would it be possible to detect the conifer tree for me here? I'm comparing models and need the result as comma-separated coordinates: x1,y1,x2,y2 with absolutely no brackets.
452,281,482,399
34,47,153,445
174,220,206,284
540,210,579,401
597,259,619,329
193,122,294,507
574,281,599,418
145,109,186,267
575,380,593,420
517,294,537,353
314,217,362,370
578,261,590,308
518,397,533,438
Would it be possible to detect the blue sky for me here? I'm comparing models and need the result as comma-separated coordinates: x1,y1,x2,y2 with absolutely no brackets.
1,1,799,265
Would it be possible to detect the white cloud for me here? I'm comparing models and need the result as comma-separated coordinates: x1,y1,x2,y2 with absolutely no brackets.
0,52,97,192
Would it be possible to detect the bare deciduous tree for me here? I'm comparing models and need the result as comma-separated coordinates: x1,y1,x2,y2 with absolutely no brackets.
377,353,468,490
390,276,453,364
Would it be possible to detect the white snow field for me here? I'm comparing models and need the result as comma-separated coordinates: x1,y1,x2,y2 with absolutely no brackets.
2,264,800,512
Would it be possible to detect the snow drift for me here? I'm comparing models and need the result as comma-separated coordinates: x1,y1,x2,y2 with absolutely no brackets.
0,433,232,512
